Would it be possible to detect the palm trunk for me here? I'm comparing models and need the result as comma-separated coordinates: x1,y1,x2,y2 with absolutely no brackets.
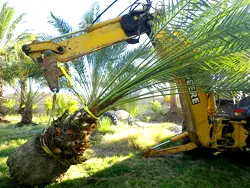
169,82,177,114
0,59,3,115
19,79,27,114
20,104,32,124
170,95,177,113
0,78,3,115
19,83,33,125
7,109,97,186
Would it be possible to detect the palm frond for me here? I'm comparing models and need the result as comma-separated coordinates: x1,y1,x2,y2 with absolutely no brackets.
79,1,101,27
0,2,15,40
4,13,26,47
87,0,250,115
48,12,73,34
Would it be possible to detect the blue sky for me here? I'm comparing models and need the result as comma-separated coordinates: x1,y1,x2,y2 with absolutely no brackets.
5,0,138,36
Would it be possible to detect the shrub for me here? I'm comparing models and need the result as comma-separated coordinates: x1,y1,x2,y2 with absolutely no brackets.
21,103,38,110
2,99,18,114
150,100,163,115
98,117,115,134
164,95,171,103
119,102,147,118
45,94,79,116
45,97,53,115
145,116,151,122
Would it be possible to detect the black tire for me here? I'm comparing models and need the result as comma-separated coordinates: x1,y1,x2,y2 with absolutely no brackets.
102,112,119,125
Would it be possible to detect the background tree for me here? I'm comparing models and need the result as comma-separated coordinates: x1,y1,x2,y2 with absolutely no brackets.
3,33,44,124
0,2,26,113
169,83,178,113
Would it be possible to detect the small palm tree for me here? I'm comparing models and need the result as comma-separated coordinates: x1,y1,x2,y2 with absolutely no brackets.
7,0,250,185
0,2,27,113
3,33,44,124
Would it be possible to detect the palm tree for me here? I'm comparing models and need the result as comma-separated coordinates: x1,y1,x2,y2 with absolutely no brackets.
0,2,26,113
3,34,44,124
7,0,250,185
169,82,178,113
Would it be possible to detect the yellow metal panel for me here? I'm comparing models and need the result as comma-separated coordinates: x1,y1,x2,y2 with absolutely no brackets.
89,17,121,31
182,81,212,146
27,41,62,54
170,131,189,142
208,120,248,151
207,93,216,116
155,31,213,147
143,142,198,157
231,122,248,150
27,17,132,63
58,23,129,62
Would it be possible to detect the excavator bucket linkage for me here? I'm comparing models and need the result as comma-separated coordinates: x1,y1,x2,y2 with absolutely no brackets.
142,132,198,157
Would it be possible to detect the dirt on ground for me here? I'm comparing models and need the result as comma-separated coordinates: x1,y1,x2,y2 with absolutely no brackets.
0,118,10,123
139,107,183,125
163,108,183,124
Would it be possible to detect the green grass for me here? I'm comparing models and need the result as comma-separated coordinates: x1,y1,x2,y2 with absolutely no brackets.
1,115,250,188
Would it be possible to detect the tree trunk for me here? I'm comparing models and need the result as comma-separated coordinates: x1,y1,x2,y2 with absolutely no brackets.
169,82,177,114
0,58,3,115
7,109,97,186
19,79,27,114
0,79,3,115
20,104,32,124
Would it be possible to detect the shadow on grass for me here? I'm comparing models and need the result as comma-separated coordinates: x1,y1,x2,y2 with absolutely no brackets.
48,139,250,188
0,136,30,145
0,177,20,188
0,136,33,159
48,152,250,188
0,148,16,158
2,131,250,188
0,155,21,188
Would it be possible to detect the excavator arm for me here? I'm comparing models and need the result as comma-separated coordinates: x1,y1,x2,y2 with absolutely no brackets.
22,12,153,63
22,9,153,92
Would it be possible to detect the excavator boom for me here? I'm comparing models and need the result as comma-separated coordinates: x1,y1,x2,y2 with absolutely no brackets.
22,9,153,92
22,11,153,63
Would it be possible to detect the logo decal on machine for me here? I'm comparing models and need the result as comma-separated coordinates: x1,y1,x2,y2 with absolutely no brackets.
185,78,200,105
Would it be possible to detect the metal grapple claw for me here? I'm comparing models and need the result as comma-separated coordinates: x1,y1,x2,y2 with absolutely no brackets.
41,50,63,92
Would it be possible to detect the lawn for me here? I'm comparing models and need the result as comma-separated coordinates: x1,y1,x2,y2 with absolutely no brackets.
1,115,250,188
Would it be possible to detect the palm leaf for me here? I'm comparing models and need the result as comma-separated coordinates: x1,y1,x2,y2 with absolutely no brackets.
4,13,26,47
79,1,100,27
49,12,73,34
85,0,250,115
0,2,15,41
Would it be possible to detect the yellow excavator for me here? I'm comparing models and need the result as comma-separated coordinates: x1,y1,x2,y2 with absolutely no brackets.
21,1,250,158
